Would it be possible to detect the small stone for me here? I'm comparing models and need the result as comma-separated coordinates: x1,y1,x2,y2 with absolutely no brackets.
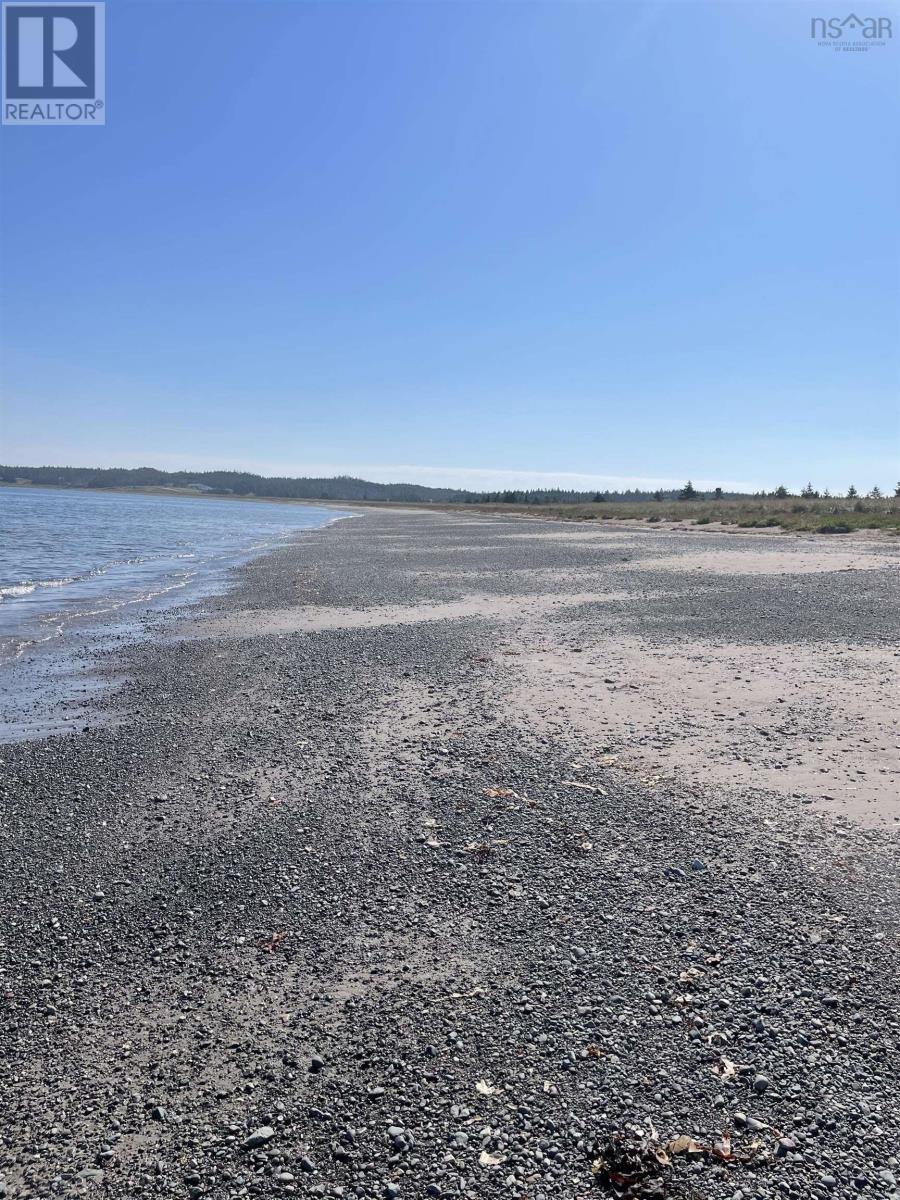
75,1169,104,1184
243,1125,276,1150
309,1055,325,1073
752,1075,769,1094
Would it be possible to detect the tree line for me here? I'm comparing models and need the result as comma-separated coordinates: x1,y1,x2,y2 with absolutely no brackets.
0,465,467,502
0,465,895,504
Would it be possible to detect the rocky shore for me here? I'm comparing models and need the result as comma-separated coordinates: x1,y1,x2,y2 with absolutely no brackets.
1,510,898,1200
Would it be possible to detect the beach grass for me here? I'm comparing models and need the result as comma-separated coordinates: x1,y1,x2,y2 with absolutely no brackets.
416,497,900,534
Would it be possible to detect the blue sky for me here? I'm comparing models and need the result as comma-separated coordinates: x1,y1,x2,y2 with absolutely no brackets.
1,0,898,492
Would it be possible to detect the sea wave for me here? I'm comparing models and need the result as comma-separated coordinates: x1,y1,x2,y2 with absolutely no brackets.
0,492,343,662
0,576,76,599
0,554,165,601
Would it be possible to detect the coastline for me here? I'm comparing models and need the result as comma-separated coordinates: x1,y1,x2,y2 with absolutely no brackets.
1,510,898,1199
0,500,350,740
1,480,349,505
7,482,899,539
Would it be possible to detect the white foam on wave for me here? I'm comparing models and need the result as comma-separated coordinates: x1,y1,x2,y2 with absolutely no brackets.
0,576,76,599
0,553,177,603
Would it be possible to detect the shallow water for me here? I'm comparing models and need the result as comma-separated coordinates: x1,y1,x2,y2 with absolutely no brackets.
0,486,345,741
0,486,342,659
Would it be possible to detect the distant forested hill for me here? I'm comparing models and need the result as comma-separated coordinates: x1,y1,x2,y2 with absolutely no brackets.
0,465,749,503
0,465,471,502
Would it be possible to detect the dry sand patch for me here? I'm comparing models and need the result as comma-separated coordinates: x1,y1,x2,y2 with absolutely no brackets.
502,635,899,828
182,517,899,827
180,591,637,639
620,548,899,576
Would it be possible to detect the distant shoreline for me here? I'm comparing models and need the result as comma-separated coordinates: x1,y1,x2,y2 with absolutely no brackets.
3,480,898,536
1,480,344,507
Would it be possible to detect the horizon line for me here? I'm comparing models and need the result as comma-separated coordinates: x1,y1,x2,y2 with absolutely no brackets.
5,453,892,494
1,454,766,493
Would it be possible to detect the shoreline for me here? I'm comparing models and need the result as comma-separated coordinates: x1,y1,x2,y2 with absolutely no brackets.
1,509,898,1199
0,502,351,740
1,480,351,506
6,482,899,539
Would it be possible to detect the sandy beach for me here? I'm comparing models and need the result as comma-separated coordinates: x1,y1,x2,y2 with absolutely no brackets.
1,510,898,1200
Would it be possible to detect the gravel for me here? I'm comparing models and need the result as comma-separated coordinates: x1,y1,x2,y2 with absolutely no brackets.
0,510,898,1200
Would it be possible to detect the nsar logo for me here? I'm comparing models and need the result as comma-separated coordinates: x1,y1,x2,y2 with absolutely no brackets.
810,12,893,44
3,2,105,125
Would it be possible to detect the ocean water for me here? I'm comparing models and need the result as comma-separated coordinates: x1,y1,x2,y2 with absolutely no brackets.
0,486,343,660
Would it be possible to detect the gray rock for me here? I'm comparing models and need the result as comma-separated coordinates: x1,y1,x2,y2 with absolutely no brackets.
243,1125,276,1150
